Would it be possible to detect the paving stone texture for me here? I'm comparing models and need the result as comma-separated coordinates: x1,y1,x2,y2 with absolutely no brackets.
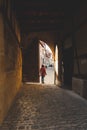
1,83,87,130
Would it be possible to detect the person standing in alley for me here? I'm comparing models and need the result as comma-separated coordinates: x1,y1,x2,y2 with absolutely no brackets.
40,64,47,83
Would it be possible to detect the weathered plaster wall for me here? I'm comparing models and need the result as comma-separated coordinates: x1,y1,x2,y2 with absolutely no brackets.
0,13,22,124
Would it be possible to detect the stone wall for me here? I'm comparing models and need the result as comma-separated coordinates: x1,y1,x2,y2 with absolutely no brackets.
72,78,87,99
0,13,22,124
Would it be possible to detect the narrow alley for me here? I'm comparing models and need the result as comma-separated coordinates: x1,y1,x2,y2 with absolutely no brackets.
40,66,54,84
1,83,87,130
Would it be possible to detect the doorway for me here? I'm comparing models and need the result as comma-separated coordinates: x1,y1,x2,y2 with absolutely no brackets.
39,40,54,84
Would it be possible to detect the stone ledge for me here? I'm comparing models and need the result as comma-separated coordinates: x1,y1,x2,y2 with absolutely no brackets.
72,77,87,99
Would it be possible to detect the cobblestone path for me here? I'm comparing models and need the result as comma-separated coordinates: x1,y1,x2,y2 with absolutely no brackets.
1,83,87,130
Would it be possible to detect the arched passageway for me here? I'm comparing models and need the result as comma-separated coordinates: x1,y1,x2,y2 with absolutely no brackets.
0,0,87,125
22,36,58,85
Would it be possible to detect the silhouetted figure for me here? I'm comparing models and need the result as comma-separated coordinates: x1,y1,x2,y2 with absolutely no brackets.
40,64,47,83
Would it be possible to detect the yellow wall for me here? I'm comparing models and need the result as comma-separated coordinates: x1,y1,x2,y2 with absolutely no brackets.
0,13,22,124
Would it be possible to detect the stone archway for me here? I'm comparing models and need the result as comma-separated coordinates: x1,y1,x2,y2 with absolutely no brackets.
21,32,56,83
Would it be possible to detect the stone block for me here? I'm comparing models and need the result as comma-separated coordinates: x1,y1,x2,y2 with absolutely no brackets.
72,77,87,99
